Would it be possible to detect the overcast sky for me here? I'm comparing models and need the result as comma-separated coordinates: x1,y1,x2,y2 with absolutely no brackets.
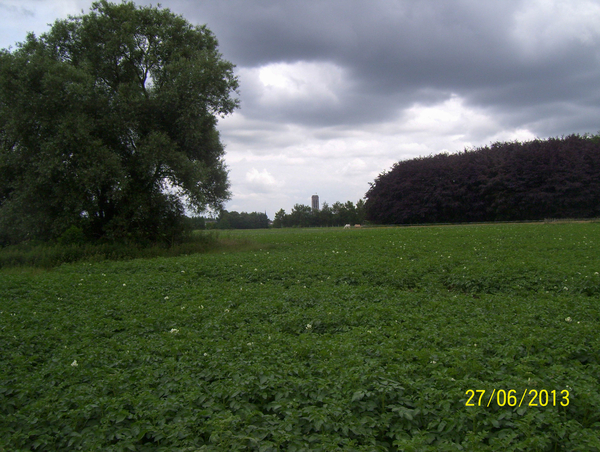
2,0,600,218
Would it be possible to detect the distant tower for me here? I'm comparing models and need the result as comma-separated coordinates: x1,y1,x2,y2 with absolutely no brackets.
311,194,320,211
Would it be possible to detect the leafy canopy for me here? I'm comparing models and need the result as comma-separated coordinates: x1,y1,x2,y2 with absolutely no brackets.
365,134,600,224
0,0,239,245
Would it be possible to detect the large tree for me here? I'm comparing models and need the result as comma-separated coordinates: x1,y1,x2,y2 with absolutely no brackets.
0,0,238,245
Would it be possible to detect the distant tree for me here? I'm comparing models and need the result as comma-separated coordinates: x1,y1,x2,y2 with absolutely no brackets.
273,209,287,228
0,0,238,245
318,202,334,226
356,199,366,224
331,201,359,226
289,204,313,228
216,210,269,229
272,200,365,227
330,202,344,226
245,212,269,229
344,201,359,225
185,216,206,230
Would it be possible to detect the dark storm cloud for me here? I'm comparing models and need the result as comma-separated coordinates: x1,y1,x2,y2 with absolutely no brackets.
4,0,599,135
163,0,600,136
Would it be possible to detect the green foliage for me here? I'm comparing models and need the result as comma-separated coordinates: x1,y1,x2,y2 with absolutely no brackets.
0,1,238,245
274,199,366,228
0,232,227,268
216,211,269,229
184,216,206,231
1,223,600,450
58,226,87,246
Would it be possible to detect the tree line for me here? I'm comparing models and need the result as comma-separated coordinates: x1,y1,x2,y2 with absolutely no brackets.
365,134,600,224
273,200,366,228
212,211,270,229
191,200,366,230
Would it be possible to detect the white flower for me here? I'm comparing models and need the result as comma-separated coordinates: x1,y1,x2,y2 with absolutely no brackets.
123,283,126,286
164,296,169,300
169,328,179,334
203,353,208,356
71,360,78,367
306,324,312,329
565,317,572,323
224,309,229,313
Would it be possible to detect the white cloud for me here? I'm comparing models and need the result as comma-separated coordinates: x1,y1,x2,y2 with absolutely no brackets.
234,61,351,123
256,61,348,105
511,0,600,56
398,94,496,139
340,158,367,176
245,168,280,190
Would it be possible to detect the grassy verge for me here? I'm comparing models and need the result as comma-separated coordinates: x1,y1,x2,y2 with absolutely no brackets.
0,231,262,269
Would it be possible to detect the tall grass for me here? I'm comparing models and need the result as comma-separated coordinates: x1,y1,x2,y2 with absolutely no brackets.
0,231,242,269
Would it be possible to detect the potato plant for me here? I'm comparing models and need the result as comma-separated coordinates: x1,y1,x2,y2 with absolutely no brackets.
1,223,600,451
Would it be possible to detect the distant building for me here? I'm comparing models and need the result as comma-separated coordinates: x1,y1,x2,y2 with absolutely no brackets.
311,195,319,211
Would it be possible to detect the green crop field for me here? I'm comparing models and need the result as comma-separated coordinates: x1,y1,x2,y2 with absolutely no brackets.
1,223,600,451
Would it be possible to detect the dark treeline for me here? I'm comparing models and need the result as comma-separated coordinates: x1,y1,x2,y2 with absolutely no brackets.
365,134,600,224
214,211,270,229
273,201,366,228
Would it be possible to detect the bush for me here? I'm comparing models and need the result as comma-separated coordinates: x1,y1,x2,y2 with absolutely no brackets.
58,226,86,245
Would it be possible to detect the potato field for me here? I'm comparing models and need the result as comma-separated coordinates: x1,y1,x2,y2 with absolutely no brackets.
1,223,600,451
